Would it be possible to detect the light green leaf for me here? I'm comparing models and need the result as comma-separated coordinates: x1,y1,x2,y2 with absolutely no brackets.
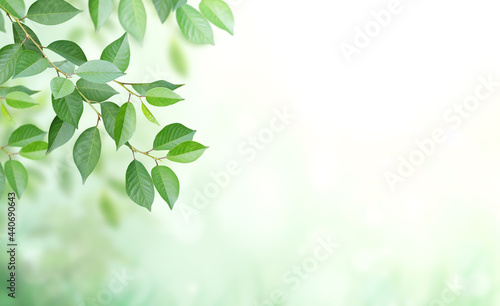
12,23,42,55
151,165,179,209
0,163,5,196
171,0,186,11
27,0,82,25
145,87,184,107
20,141,48,160
169,38,188,76
5,91,38,109
0,0,26,18
118,0,146,43
13,50,49,78
0,44,22,85
1,103,12,122
52,90,83,128
52,60,75,74
76,78,118,102
89,0,113,30
47,40,87,66
76,60,125,83
152,0,171,23
100,101,120,139
114,102,136,149
0,85,39,97
131,80,183,95
73,127,101,184
167,141,208,163
47,116,75,153
4,160,28,198
141,102,159,125
100,33,130,72
8,124,46,147
199,0,234,35
176,5,214,45
153,123,195,150
99,192,120,227
51,77,75,99
126,160,154,211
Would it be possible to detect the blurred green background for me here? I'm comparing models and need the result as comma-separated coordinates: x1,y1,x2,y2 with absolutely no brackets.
2,0,500,305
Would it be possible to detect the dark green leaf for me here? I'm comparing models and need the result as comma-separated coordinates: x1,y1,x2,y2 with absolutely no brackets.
47,116,76,153
131,80,183,95
52,90,83,128
151,165,179,209
4,160,28,198
76,60,125,83
76,78,118,102
89,0,113,30
171,0,186,11
126,160,154,211
100,101,120,139
12,23,42,55
27,0,82,25
118,0,147,43
0,163,5,196
20,141,48,160
176,5,214,45
50,77,75,99
5,91,38,109
47,40,87,66
114,102,136,149
199,0,234,35
145,87,184,107
0,44,22,85
73,127,101,184
8,124,46,147
0,11,4,33
0,85,39,97
100,33,130,72
167,141,208,163
13,50,49,78
152,0,171,23
153,123,195,150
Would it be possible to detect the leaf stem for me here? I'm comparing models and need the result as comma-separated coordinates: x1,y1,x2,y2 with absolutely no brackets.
113,80,142,98
127,143,162,162
75,87,102,118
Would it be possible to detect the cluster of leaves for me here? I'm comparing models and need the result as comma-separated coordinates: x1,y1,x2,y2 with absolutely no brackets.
0,0,233,211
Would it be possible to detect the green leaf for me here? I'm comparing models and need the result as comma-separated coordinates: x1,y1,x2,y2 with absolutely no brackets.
12,23,42,55
50,77,75,99
47,116,75,153
176,5,214,45
0,44,22,85
100,101,120,139
199,0,234,35
0,11,4,33
171,0,186,11
153,123,195,150
145,87,184,107
52,60,75,74
52,90,83,128
118,0,147,43
131,80,183,95
0,163,5,196
47,40,87,66
89,0,113,30
141,102,159,125
114,102,136,149
126,160,154,211
169,38,188,76
76,78,118,102
73,127,101,184
167,141,208,163
20,141,48,160
152,0,171,23
1,103,12,122
151,165,179,209
8,124,46,147
13,50,49,78
0,0,26,18
76,60,125,83
5,91,38,109
100,33,130,72
99,192,120,227
0,85,38,97
4,160,28,198
27,0,82,25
